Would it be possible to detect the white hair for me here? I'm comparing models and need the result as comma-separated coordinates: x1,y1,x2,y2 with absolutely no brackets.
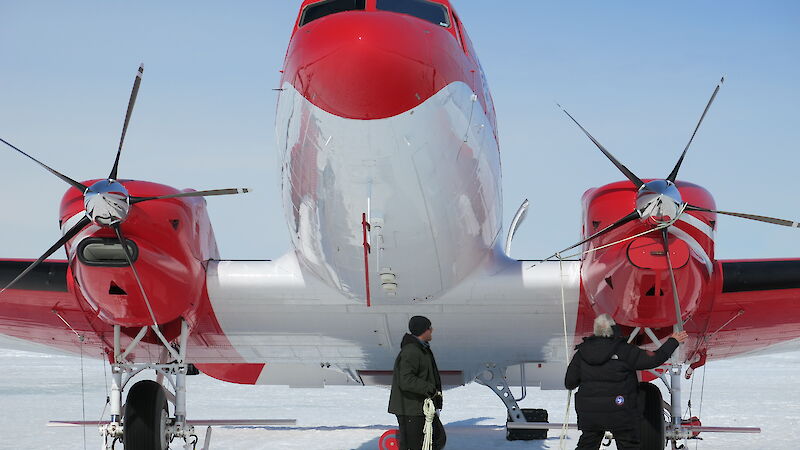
593,313,616,338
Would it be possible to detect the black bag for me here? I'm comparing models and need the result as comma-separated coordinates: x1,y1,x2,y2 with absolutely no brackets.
506,408,548,441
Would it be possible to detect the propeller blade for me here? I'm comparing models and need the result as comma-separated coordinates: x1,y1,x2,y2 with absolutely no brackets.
548,210,640,259
109,63,144,180
112,225,159,327
557,104,644,188
0,215,91,294
686,204,800,228
667,77,725,182
0,137,88,192
130,188,251,204
661,229,684,333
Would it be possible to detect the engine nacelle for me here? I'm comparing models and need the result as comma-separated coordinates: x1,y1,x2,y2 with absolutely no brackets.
580,180,716,328
59,180,219,328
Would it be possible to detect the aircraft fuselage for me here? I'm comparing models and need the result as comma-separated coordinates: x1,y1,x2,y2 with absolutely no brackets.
277,5,502,303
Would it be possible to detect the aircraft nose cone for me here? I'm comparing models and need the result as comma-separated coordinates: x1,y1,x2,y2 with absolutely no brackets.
282,11,470,119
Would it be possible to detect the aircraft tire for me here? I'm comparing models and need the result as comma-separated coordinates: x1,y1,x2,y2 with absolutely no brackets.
638,381,666,449
124,379,169,450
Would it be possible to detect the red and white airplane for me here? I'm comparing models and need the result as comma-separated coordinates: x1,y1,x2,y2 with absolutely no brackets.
2,1,799,449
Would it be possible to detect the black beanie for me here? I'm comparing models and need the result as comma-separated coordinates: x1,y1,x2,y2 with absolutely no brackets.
409,316,432,336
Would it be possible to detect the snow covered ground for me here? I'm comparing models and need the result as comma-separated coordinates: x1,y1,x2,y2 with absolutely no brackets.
0,346,797,450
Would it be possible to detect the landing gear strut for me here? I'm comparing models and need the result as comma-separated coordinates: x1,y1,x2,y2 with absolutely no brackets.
101,320,198,450
632,327,691,450
476,364,548,441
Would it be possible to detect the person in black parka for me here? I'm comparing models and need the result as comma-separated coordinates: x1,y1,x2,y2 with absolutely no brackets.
565,313,687,450
388,316,446,450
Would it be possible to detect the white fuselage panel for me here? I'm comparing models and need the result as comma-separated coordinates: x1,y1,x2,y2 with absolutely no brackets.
275,81,502,302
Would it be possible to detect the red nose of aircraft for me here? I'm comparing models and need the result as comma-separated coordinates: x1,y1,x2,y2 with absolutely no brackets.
282,8,472,120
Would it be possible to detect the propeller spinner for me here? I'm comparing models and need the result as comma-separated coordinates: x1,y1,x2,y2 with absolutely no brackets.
636,180,684,225
84,179,131,226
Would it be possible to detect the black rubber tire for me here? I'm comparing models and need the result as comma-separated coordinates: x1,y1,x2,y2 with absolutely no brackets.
638,381,666,450
123,380,169,450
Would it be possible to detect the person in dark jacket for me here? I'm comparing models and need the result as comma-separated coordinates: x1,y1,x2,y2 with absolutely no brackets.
565,313,687,450
388,316,446,450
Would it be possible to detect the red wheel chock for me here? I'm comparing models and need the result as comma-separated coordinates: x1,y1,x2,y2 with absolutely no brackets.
379,429,399,449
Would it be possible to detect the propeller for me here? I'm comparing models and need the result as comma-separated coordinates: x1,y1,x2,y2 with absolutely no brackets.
0,63,250,295
113,224,159,326
109,63,143,181
546,77,800,331
666,77,724,182
130,188,251,204
0,138,88,192
557,104,644,188
661,229,684,333
0,216,91,294
554,78,800,252
545,210,641,260
685,204,800,228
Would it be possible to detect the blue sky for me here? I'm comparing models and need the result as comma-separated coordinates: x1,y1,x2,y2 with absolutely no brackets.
1,1,799,261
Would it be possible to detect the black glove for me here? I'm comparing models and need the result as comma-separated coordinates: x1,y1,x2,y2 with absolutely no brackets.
432,391,443,410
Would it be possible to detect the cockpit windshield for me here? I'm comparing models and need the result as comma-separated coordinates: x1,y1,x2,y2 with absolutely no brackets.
376,0,450,27
300,0,367,27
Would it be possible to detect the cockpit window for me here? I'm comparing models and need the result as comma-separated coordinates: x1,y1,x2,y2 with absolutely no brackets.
300,0,366,27
376,0,450,27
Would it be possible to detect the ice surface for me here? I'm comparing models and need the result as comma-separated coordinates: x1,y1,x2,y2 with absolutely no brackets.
0,348,797,449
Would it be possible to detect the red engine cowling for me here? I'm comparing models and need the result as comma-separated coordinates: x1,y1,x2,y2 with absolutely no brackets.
59,180,219,328
580,180,717,328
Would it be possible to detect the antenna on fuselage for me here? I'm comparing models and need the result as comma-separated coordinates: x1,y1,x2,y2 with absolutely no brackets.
505,199,530,257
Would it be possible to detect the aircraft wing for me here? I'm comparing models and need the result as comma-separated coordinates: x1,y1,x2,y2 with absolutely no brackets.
0,259,109,355
0,259,243,365
694,258,800,361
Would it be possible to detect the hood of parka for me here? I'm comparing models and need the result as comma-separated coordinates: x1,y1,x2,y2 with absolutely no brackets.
401,333,420,348
576,336,625,365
